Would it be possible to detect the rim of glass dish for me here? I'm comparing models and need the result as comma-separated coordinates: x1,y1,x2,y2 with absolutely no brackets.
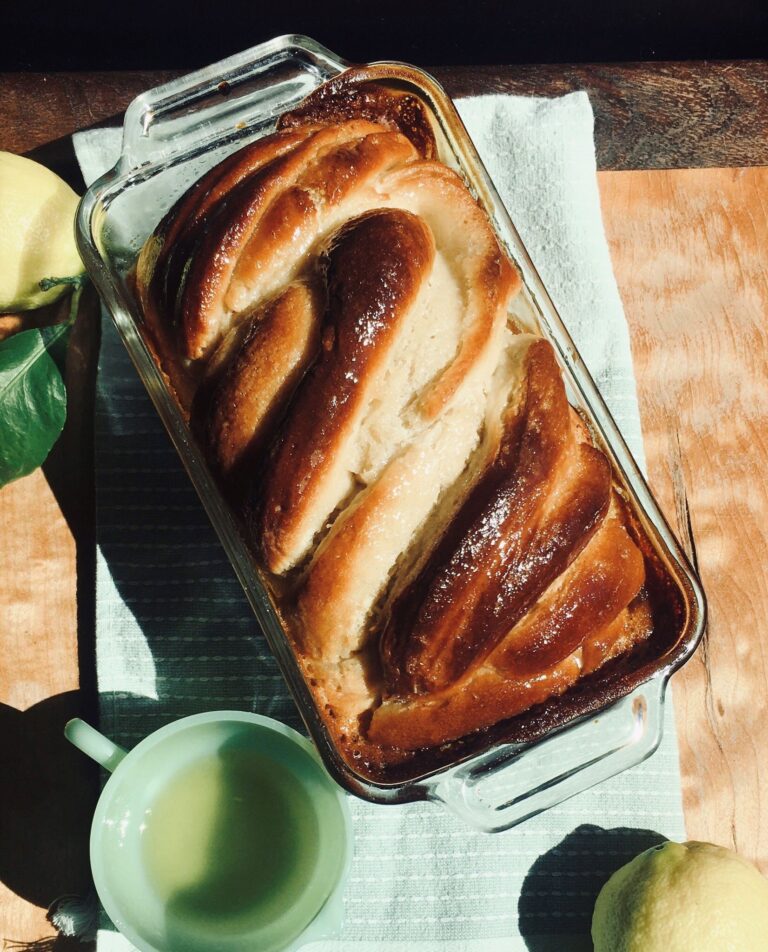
75,34,707,806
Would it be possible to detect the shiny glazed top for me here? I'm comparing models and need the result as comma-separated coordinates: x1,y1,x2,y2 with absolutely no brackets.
134,69,685,782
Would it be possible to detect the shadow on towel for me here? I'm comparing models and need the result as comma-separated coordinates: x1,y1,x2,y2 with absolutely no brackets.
519,823,666,951
92,313,304,746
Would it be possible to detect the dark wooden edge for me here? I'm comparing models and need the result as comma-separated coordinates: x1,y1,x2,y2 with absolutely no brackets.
436,61,768,171
1,61,767,175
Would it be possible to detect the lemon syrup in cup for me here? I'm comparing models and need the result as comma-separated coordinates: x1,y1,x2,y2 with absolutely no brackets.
65,712,352,952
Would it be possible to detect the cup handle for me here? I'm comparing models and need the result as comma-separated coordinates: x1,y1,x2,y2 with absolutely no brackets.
65,718,127,773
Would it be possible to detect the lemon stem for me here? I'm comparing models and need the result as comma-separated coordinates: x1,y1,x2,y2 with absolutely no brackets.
39,274,89,293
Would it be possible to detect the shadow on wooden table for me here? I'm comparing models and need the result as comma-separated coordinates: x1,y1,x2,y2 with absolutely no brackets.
518,823,666,950
2,937,91,951
25,129,93,192
0,692,98,945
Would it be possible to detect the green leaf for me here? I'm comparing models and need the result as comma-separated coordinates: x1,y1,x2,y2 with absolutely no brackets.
0,325,68,487
41,321,70,375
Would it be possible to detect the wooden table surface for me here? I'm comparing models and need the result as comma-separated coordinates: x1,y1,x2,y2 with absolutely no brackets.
1,62,767,947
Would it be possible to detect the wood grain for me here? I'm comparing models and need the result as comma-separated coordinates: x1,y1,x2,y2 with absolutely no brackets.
0,291,100,949
439,61,768,170
0,468,94,945
0,71,178,156
1,62,767,171
599,166,768,872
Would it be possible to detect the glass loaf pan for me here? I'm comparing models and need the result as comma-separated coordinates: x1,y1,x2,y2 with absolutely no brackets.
76,35,706,831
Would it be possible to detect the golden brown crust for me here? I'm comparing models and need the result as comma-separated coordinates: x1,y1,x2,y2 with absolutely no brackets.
135,74,660,778
367,600,652,752
366,340,646,750
492,513,645,676
259,208,435,574
381,341,615,695
193,282,322,483
135,127,317,397
378,161,523,420
139,128,315,313
178,120,388,360
277,73,437,160
224,130,420,317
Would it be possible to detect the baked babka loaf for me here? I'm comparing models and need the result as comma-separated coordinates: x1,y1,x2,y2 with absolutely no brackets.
135,73,658,777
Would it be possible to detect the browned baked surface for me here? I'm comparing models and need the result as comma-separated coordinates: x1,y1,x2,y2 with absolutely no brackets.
135,70,671,781
277,75,438,160
194,281,322,486
370,340,650,750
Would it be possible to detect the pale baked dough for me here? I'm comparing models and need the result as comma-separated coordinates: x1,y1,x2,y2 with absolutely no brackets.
136,81,654,772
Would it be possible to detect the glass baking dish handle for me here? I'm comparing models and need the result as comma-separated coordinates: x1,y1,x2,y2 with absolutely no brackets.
116,35,348,172
431,677,666,833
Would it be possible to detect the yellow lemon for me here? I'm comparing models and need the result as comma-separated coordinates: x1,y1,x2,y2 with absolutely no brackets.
592,840,768,951
0,151,84,312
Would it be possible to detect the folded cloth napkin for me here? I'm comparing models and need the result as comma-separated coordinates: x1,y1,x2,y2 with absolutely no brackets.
74,90,685,952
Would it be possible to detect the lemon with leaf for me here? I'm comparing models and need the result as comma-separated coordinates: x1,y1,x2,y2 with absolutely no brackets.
592,840,768,951
0,152,88,487
0,151,84,312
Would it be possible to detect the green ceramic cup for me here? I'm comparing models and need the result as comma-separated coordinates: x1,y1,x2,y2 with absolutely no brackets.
65,711,352,952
